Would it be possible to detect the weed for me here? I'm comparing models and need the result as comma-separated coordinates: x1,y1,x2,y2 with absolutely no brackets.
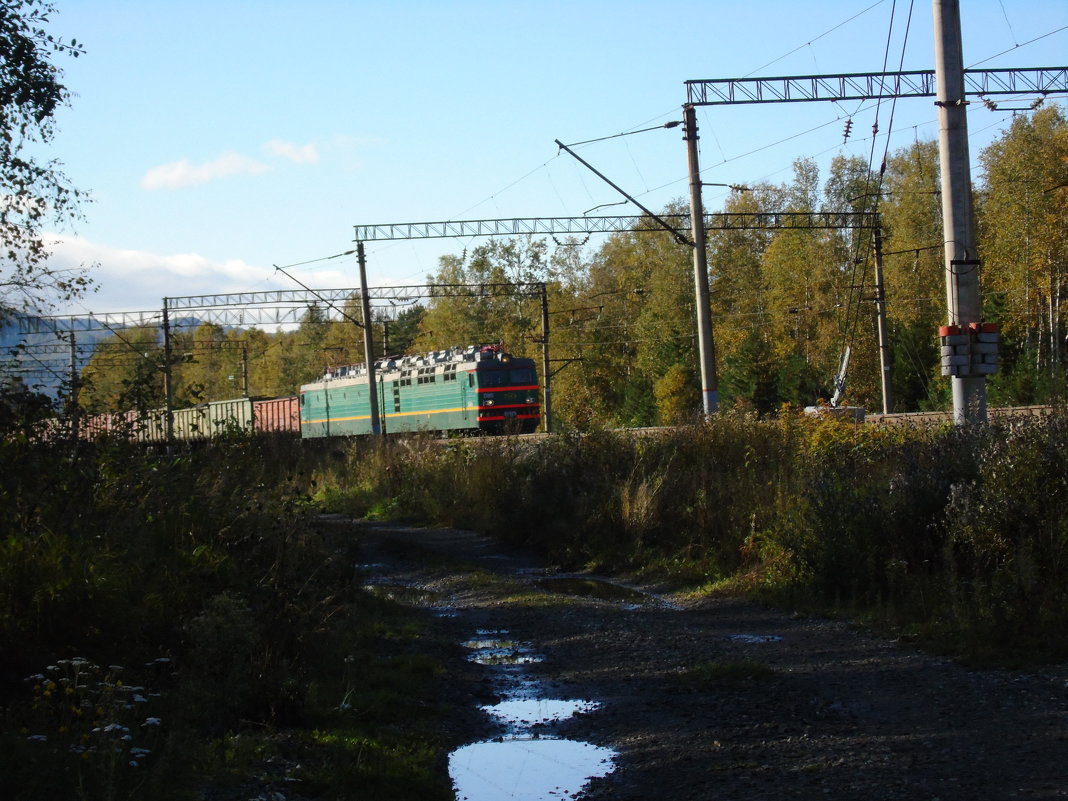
299,409,1068,665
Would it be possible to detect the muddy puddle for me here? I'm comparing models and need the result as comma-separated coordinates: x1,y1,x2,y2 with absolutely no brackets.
462,637,544,666
727,633,783,644
536,576,649,602
356,553,618,798
450,739,614,801
451,632,616,800
362,581,444,607
534,576,678,610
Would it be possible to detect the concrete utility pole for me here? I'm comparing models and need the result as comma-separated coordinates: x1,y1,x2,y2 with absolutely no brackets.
933,0,992,423
683,104,720,415
540,284,553,433
356,242,382,436
240,345,250,398
67,331,81,440
873,226,893,415
161,300,175,443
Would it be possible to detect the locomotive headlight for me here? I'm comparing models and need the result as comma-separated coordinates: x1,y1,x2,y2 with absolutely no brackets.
484,394,495,406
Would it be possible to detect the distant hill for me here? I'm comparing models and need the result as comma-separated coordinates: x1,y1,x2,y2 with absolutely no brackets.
0,313,205,398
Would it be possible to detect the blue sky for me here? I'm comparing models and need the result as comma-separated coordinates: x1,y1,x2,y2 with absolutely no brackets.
38,0,1068,316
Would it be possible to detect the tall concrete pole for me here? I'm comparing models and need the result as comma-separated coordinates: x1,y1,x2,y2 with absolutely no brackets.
933,0,988,423
67,330,80,440
683,104,719,415
162,300,175,443
873,225,893,415
540,283,553,433
357,242,382,436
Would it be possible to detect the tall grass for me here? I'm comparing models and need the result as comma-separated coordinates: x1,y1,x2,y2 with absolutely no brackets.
313,410,1068,663
0,434,459,800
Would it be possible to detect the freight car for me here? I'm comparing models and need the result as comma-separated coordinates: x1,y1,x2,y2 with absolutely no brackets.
254,395,300,433
300,344,540,437
81,401,260,446
74,345,539,442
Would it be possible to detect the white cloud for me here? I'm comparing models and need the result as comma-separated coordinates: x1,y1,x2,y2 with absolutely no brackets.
262,139,320,164
44,234,353,317
140,152,272,190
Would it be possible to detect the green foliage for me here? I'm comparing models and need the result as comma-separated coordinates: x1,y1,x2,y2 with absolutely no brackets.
0,0,91,313
979,106,1068,388
69,106,1066,421
721,329,779,413
940,415,1068,660
77,327,165,414
653,362,698,425
3,657,169,801
313,411,1068,665
0,432,462,799
415,238,550,359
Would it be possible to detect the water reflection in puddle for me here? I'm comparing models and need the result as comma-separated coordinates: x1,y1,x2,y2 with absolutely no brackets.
464,638,544,666
482,698,600,731
453,631,616,800
727,633,783,644
450,738,614,801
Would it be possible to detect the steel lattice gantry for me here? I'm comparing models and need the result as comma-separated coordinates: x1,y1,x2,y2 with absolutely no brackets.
683,63,1068,422
164,282,546,315
685,67,1068,105
353,212,876,242
18,310,165,335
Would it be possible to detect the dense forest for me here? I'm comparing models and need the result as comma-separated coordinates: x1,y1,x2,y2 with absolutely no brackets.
77,106,1068,427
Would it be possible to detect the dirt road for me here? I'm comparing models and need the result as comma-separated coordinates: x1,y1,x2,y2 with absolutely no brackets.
351,521,1068,800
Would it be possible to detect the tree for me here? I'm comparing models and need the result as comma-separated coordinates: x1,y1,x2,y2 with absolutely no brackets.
0,0,89,316
415,238,550,357
78,326,165,414
547,233,647,429
384,305,424,355
758,160,852,405
978,106,1068,401
880,140,945,410
570,209,695,427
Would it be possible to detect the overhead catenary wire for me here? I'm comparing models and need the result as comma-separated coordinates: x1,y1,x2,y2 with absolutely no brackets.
561,121,682,149
967,24,1068,68
741,0,890,78
997,0,1020,48
837,0,916,397
429,3,914,232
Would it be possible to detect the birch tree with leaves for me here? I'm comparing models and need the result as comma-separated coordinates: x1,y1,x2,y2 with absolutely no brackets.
978,106,1068,396
0,0,89,316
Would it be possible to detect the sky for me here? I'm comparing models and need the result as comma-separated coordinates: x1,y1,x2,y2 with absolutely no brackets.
34,0,1068,319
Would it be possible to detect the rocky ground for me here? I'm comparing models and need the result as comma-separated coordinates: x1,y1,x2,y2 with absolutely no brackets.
348,520,1068,801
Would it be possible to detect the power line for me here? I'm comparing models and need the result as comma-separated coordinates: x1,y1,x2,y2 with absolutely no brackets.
741,0,890,78
968,24,1068,69
561,121,682,149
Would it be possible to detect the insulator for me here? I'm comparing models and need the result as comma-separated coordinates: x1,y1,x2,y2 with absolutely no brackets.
842,118,853,142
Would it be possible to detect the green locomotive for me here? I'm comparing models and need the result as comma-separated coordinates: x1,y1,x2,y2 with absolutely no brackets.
299,344,540,437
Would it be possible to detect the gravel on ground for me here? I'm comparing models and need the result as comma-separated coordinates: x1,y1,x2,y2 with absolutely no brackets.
346,520,1068,801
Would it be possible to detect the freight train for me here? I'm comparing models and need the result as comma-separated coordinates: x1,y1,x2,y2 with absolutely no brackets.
80,344,541,442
